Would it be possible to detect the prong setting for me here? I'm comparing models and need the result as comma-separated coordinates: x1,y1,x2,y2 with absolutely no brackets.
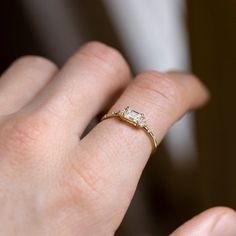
118,107,147,127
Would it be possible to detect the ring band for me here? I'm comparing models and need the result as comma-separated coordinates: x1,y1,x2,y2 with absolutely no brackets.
101,106,158,153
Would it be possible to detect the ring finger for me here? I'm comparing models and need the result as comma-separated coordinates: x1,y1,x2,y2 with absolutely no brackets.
76,71,209,230
24,42,131,137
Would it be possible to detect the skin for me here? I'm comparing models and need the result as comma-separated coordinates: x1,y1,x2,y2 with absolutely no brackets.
0,41,235,235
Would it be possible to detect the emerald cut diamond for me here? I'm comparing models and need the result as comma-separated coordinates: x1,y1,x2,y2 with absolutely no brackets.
121,107,146,127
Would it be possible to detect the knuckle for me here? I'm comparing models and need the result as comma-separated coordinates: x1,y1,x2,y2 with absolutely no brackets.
0,113,50,156
14,55,58,72
134,71,185,108
65,148,132,231
69,156,106,198
66,147,115,204
79,41,130,77
61,162,104,217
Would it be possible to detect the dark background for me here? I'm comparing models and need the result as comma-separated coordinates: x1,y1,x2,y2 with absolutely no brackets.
0,1,236,235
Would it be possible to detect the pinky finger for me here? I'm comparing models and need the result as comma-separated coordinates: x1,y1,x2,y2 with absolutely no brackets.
0,56,58,116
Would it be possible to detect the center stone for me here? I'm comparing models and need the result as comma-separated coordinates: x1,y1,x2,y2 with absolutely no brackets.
123,107,144,124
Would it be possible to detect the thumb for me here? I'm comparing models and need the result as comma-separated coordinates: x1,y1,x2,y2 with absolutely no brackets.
171,207,236,236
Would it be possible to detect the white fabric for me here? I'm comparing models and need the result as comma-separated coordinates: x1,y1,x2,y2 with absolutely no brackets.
103,0,198,168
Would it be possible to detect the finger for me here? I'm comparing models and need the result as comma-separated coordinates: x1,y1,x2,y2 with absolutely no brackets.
27,42,131,136
76,71,209,229
171,207,236,236
0,56,58,116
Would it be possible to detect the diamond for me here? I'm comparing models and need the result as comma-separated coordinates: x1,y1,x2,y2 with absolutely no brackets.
122,107,146,127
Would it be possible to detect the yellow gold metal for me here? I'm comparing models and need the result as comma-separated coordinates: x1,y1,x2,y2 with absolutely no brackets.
101,107,158,153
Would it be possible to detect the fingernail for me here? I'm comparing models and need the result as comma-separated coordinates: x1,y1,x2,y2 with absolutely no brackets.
210,209,236,236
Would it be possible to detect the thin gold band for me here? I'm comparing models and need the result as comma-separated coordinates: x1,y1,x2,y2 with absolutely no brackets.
101,107,158,153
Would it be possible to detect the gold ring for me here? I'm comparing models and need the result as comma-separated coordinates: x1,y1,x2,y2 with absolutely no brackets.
101,106,158,153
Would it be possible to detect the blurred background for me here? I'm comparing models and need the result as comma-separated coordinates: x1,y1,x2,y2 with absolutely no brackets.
1,0,236,235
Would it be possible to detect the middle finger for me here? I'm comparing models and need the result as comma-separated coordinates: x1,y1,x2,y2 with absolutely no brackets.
24,42,131,136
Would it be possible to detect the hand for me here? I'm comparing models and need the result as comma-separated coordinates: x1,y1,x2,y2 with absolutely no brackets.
0,42,235,235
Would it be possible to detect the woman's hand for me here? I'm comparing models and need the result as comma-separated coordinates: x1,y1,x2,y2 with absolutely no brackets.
0,42,235,235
